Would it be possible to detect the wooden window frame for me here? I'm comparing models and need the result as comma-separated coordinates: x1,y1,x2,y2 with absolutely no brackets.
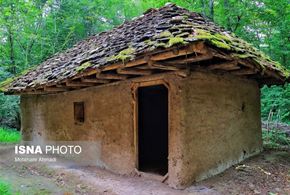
74,102,85,124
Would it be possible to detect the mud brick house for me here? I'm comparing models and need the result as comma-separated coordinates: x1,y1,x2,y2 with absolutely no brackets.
1,3,289,189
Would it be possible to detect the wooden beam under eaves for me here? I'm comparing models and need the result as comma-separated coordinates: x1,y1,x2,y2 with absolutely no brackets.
96,72,127,80
207,61,239,71
116,67,152,76
44,86,68,92
166,53,213,65
263,69,284,81
209,48,232,60
148,60,182,71
73,42,207,79
65,81,95,87
230,68,257,75
81,78,109,84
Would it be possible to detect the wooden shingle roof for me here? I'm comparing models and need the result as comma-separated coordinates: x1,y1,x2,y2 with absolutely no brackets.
1,3,289,94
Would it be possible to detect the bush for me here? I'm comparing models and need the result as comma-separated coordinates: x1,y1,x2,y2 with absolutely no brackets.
0,127,21,143
262,129,290,149
261,84,290,124
0,180,11,195
0,94,20,129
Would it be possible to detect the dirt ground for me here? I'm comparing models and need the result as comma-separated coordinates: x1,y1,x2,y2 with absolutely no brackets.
0,145,289,195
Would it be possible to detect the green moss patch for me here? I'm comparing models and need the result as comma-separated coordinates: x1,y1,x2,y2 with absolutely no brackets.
193,28,290,78
211,39,231,50
154,30,172,39
0,78,14,92
195,29,231,50
166,36,187,47
144,39,156,46
76,61,92,72
108,47,136,62
0,65,39,92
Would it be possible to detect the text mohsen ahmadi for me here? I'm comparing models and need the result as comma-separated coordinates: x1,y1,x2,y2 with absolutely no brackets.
14,157,57,162
15,157,38,162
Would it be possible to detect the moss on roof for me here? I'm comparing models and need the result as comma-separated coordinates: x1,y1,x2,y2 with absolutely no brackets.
2,3,289,93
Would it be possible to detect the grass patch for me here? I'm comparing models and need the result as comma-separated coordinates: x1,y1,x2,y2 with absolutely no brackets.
262,129,290,149
0,127,21,143
0,180,12,195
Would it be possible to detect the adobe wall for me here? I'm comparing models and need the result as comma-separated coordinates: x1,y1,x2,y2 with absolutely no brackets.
169,71,262,188
20,81,136,173
20,71,262,188
20,74,186,182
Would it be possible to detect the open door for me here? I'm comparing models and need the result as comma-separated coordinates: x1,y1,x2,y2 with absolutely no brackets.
137,84,168,175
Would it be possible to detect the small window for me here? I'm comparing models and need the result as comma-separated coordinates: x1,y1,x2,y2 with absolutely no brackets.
74,102,84,124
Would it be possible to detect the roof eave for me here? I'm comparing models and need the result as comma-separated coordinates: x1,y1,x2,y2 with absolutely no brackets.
4,42,289,95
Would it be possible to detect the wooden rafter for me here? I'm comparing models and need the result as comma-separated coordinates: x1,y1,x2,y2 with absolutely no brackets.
9,40,286,95
131,69,190,82
116,67,152,76
207,61,239,71
81,78,109,84
102,58,147,72
147,42,207,61
209,48,232,60
74,41,207,79
263,69,284,81
230,68,257,75
66,81,95,87
44,86,68,92
96,72,127,80
166,53,213,65
148,60,182,71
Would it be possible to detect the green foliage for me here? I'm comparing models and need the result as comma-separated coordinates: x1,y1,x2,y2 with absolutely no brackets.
0,94,20,129
0,0,289,128
0,127,21,143
261,84,290,123
0,180,12,195
262,129,290,149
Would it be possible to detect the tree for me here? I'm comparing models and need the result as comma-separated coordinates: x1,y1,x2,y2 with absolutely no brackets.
0,0,289,128
209,0,214,20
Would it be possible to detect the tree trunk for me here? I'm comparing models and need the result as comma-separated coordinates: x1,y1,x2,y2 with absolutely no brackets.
7,3,16,74
200,0,206,16
209,0,214,20
8,27,16,74
224,0,231,30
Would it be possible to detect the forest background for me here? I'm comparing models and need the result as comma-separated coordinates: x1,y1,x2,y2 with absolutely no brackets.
0,0,289,129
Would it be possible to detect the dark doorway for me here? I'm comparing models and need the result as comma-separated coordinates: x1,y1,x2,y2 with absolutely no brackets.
138,84,168,175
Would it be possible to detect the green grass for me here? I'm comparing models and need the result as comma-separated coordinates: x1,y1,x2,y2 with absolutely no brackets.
262,129,290,149
0,127,21,143
0,180,11,195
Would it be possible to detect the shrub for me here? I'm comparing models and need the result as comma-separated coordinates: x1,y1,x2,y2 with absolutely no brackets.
261,85,290,124
0,94,20,129
262,129,290,149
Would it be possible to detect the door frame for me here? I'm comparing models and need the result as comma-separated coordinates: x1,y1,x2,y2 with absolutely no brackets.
132,79,170,173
